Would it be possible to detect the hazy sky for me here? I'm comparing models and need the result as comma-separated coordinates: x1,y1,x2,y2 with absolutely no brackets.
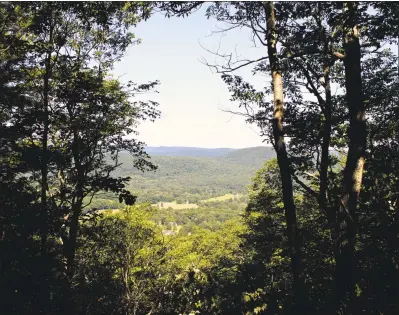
113,5,268,149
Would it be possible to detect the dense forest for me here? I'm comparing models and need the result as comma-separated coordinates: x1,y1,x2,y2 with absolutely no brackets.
1,2,398,315
91,146,274,207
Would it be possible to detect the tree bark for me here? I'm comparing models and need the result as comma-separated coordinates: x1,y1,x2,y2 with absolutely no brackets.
40,26,53,256
333,2,366,313
66,194,83,276
65,132,85,276
263,2,307,312
319,25,333,221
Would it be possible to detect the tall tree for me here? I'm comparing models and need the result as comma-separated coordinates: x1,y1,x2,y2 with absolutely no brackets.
53,63,159,274
262,2,306,312
8,1,157,273
12,1,154,255
332,3,366,311
0,2,158,312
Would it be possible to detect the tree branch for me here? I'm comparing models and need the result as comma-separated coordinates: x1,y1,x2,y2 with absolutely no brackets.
292,173,318,198
333,51,345,59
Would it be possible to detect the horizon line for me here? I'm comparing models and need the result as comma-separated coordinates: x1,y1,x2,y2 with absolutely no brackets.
145,144,273,150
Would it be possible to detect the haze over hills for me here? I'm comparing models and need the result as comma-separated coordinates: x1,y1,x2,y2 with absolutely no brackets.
145,146,236,157
138,146,276,176
218,146,275,165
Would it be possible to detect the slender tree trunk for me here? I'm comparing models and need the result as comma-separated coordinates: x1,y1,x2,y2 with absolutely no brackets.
319,32,333,219
66,130,85,276
263,2,307,312
40,43,52,256
65,163,84,276
395,186,399,314
333,2,366,313
66,194,83,276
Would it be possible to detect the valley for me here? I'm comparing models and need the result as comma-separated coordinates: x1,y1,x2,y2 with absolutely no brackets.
3,3,396,313
91,146,271,236
90,146,274,210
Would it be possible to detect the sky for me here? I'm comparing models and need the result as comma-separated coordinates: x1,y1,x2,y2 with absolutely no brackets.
113,5,268,149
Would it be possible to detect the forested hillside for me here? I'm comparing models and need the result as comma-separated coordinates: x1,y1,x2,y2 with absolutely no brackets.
94,146,274,206
1,2,398,315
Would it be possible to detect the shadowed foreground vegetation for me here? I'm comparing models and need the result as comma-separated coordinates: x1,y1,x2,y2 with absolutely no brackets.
1,2,399,315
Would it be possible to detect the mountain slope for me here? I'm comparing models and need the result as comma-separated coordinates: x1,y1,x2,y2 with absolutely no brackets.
94,146,275,208
219,146,275,166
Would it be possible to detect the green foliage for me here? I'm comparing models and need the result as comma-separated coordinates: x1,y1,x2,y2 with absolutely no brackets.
152,198,246,232
72,204,246,315
106,147,274,205
0,2,159,313
75,205,166,314
1,2,399,315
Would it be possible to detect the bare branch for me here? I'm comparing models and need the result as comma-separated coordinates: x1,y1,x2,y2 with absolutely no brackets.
292,58,326,113
199,30,268,74
201,53,269,74
219,107,254,119
292,173,318,198
304,171,319,179
82,191,97,209
250,19,267,46
205,23,241,37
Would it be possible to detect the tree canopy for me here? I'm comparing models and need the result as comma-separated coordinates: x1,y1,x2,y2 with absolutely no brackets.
1,2,398,315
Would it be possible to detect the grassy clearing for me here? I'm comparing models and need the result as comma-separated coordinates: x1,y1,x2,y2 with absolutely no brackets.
96,209,121,214
152,201,199,210
202,193,239,203
97,194,243,212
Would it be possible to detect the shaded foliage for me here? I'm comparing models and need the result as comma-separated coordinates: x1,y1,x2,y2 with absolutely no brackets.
1,1,399,315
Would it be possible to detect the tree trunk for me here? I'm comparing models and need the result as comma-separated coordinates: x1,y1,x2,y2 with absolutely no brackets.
333,2,366,313
263,2,307,312
66,181,84,277
40,42,52,256
66,131,85,276
319,29,333,220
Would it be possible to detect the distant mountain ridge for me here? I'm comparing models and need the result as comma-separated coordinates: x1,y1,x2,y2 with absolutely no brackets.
218,146,275,165
145,146,236,157
145,145,275,158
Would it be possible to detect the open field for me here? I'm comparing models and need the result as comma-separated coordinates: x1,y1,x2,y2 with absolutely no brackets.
98,194,246,212
152,201,199,210
202,193,236,203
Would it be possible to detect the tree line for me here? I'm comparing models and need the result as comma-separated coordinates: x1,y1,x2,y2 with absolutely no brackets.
1,2,159,312
1,1,399,315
